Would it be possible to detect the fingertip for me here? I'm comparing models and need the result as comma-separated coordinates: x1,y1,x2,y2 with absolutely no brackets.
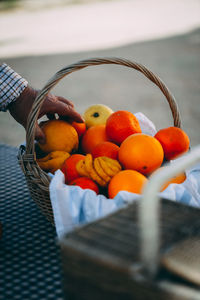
75,115,85,123
69,112,84,123
70,108,84,123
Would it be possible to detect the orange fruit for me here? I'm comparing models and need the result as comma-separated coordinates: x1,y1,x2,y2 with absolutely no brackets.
118,133,164,175
106,110,141,144
161,171,186,191
155,126,190,160
81,124,109,154
71,121,86,138
61,154,85,184
38,119,79,154
91,141,120,160
108,170,148,198
69,177,99,194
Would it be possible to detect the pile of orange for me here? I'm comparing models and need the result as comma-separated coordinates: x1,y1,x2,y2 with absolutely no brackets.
37,107,190,197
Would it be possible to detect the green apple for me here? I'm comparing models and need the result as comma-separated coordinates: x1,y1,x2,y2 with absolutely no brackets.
83,104,114,128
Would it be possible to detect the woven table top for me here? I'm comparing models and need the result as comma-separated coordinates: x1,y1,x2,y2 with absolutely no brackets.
0,144,64,300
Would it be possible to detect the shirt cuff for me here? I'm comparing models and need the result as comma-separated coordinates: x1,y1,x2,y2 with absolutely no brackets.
0,63,28,111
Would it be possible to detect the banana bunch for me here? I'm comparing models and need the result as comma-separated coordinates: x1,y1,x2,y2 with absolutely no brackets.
37,151,70,174
76,154,121,187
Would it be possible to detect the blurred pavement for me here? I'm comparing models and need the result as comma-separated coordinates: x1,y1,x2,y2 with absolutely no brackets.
1,0,200,57
0,0,200,147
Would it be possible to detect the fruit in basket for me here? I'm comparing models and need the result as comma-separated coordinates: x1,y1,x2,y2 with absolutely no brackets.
93,158,112,183
38,120,79,154
84,154,107,187
71,121,86,138
37,151,70,174
155,127,190,160
83,104,113,128
94,156,121,181
69,177,99,194
118,133,164,175
106,110,141,144
108,170,148,198
61,154,85,183
81,124,109,154
76,159,90,178
91,141,119,160
76,154,121,187
161,171,186,191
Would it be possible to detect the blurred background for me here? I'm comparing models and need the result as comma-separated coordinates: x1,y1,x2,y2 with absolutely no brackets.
0,0,200,147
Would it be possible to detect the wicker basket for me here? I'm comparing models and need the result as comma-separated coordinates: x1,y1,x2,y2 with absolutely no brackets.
18,57,181,224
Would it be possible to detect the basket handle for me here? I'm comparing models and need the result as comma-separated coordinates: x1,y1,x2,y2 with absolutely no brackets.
139,145,200,278
25,57,181,155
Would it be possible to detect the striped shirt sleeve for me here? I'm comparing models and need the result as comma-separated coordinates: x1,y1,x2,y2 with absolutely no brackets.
0,63,28,111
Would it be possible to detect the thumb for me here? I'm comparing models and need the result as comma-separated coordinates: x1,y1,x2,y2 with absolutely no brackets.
35,124,46,144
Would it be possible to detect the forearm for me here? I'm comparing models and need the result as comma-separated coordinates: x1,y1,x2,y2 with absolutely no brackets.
8,85,37,129
0,63,28,112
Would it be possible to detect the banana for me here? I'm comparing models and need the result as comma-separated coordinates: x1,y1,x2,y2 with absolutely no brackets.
37,151,69,162
85,154,107,187
98,156,121,177
98,157,118,177
37,151,70,173
102,156,122,170
50,153,70,174
37,155,51,163
76,159,90,177
94,158,111,183
37,160,51,171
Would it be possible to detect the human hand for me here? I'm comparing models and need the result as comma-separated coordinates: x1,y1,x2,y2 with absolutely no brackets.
8,86,84,143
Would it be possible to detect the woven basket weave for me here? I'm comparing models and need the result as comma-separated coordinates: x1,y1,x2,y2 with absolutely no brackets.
18,57,181,224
